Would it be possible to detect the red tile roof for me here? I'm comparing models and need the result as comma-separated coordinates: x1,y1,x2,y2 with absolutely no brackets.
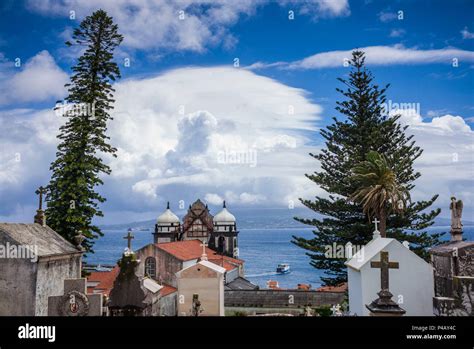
316,282,348,293
156,239,244,267
88,267,177,298
208,257,238,271
160,284,177,297
266,280,280,290
297,283,312,290
87,266,120,296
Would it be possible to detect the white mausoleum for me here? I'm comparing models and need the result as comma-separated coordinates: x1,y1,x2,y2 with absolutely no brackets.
346,234,434,316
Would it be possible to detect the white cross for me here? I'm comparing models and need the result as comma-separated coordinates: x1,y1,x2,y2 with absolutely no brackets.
372,218,380,232
200,242,208,261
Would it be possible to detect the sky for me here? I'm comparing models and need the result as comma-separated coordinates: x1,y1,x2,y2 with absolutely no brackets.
0,0,473,224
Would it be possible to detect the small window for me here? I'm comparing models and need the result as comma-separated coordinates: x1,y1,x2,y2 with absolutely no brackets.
145,257,156,278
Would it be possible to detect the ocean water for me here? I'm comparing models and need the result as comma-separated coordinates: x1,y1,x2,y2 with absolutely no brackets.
85,226,474,289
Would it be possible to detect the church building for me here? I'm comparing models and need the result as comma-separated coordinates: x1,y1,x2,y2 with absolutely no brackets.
153,199,239,258
136,199,255,291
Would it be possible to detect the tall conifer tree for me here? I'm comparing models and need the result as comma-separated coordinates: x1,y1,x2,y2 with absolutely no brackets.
46,10,123,252
293,51,443,286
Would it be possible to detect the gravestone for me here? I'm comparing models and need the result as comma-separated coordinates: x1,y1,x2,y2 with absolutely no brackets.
48,278,102,316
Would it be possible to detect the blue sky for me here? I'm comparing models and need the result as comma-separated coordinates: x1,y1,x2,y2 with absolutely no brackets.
0,0,473,224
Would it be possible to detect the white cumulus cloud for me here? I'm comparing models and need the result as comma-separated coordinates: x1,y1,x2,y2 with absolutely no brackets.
286,45,474,69
390,109,474,215
0,65,323,222
27,0,350,54
0,51,68,105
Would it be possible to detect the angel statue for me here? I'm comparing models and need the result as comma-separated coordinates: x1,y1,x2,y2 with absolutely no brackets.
450,196,463,234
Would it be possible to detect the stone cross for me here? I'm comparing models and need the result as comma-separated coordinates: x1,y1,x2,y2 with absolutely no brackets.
370,250,399,291
124,229,134,250
200,242,208,261
48,278,102,316
35,186,46,210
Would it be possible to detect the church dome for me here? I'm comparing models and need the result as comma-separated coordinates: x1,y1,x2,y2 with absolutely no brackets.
213,201,236,224
156,202,180,225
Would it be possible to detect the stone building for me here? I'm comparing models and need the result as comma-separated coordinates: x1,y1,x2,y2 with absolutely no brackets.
136,239,245,288
176,259,226,316
0,222,82,316
108,250,177,316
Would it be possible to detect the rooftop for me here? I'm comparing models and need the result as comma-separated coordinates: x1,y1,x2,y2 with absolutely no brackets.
87,266,120,296
345,237,393,271
225,277,259,291
430,240,474,255
87,266,176,298
0,223,81,258
156,239,244,266
316,282,348,293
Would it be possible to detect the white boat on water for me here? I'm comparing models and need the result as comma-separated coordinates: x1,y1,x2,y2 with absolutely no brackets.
276,263,290,274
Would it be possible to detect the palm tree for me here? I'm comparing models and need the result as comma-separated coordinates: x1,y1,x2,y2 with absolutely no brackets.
349,151,410,237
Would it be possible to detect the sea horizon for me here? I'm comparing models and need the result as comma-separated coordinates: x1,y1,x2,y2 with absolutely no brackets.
86,225,474,289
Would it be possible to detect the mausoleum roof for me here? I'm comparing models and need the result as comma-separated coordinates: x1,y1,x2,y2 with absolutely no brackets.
429,240,474,256
345,237,393,271
0,223,81,258
176,260,226,277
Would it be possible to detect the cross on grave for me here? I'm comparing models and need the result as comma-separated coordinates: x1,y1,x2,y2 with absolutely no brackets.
48,278,102,316
372,218,380,232
366,250,406,316
370,250,399,291
124,229,134,250
35,186,46,210
200,242,208,261
34,186,47,225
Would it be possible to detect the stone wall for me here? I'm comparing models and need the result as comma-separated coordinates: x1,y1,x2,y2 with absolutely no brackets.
160,292,177,316
136,244,184,287
434,276,474,316
224,289,345,316
0,258,38,316
35,254,81,316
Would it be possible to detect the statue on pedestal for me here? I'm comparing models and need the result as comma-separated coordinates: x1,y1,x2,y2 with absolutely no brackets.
450,197,463,240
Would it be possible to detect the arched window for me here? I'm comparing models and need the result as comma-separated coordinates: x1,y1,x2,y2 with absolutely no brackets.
145,257,156,278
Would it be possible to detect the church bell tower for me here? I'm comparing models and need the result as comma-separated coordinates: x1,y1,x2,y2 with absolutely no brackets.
210,201,239,258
